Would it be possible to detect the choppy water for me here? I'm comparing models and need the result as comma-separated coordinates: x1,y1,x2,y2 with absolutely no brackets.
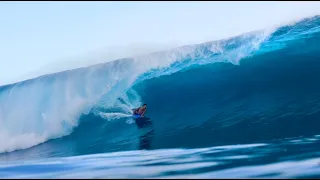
1,135,320,178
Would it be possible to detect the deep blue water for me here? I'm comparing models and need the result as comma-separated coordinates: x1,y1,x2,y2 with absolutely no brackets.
0,15,320,178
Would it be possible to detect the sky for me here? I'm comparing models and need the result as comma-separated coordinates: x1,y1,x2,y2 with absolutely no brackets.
0,1,320,85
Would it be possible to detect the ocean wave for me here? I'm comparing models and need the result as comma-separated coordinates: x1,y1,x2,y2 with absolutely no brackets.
0,15,319,154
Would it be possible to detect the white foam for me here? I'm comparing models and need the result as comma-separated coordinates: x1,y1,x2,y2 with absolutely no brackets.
98,112,132,121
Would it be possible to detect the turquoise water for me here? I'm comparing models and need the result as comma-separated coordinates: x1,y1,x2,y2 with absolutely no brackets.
0,15,320,178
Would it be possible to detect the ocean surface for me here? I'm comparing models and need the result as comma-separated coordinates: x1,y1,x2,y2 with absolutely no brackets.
0,15,320,178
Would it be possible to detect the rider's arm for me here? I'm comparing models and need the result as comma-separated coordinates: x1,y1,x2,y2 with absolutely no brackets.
141,109,146,117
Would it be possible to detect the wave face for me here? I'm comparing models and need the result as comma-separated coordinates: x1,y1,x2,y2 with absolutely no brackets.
0,15,320,162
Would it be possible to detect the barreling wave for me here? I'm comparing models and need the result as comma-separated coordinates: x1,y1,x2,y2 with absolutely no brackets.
0,15,319,155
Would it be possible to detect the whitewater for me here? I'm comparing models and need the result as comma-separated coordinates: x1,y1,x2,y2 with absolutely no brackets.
0,15,320,178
